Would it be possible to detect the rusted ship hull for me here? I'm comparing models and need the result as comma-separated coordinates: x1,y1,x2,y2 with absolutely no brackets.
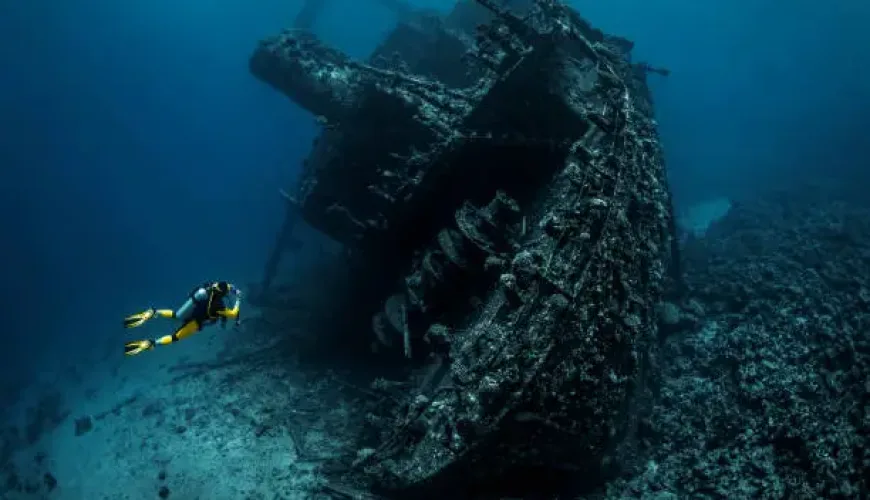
250,0,673,495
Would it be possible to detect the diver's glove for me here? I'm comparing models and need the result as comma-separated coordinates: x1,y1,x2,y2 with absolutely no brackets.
124,339,155,357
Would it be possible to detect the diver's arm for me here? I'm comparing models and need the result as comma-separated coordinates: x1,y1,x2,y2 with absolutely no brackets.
217,297,241,319
216,287,242,320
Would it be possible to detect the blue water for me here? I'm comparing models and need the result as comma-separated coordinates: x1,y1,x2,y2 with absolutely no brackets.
1,0,868,498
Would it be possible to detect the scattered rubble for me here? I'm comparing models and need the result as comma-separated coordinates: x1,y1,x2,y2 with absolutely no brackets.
601,186,870,499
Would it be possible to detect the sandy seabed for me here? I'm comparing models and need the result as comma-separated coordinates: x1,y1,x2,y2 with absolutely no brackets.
3,329,349,500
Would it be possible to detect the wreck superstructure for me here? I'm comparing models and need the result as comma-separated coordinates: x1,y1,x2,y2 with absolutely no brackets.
250,0,674,496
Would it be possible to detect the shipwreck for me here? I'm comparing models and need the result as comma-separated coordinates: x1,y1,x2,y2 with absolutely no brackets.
249,0,676,497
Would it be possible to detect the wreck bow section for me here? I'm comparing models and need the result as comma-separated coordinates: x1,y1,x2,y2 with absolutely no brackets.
250,0,673,495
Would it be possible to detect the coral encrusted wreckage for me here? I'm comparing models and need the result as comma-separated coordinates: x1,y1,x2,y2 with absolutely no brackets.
250,0,676,497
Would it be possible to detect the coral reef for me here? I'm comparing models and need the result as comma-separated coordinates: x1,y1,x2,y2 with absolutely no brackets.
602,186,870,499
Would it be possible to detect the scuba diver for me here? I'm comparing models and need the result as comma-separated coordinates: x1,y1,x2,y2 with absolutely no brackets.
122,281,242,356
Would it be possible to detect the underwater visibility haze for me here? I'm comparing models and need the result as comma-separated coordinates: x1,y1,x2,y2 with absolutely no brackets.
1,0,869,498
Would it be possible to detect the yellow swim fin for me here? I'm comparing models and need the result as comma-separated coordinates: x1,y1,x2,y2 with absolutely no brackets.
123,309,155,329
124,339,154,356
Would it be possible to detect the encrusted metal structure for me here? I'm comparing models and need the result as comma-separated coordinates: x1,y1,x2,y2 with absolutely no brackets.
250,0,674,496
